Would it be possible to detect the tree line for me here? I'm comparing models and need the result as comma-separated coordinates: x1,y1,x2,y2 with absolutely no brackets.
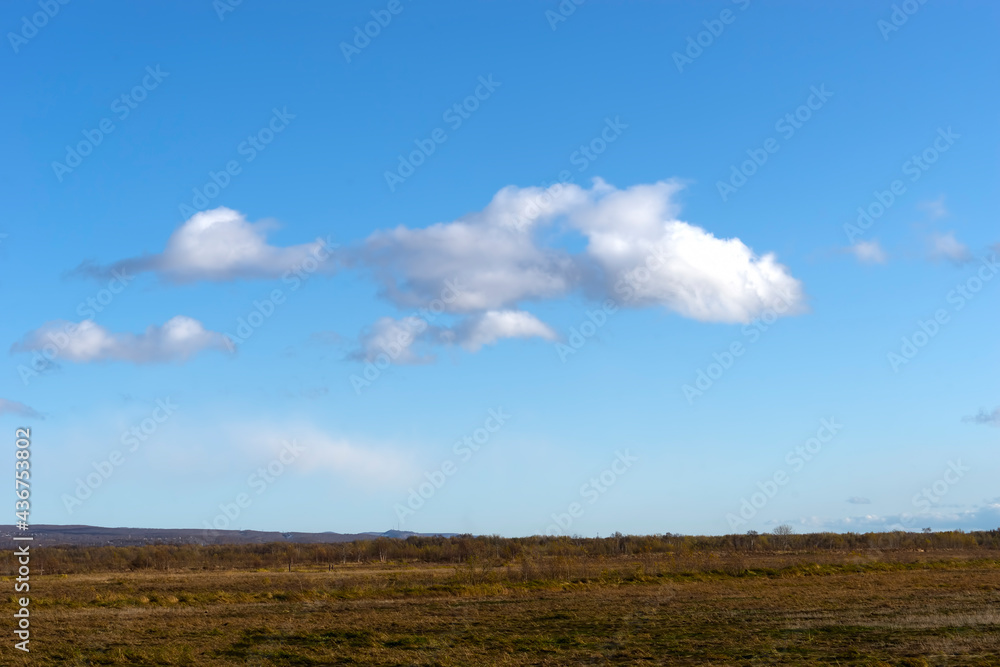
3,529,997,575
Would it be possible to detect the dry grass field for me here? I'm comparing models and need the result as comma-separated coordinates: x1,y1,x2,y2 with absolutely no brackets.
5,541,1000,665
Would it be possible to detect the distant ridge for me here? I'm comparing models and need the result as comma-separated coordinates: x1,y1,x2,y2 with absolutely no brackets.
0,525,458,547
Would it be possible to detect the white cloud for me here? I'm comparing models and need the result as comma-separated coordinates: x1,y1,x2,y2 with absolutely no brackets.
65,182,805,365
349,310,556,361
452,310,558,351
12,316,231,364
848,240,887,264
352,179,805,354
126,417,417,489
928,231,972,265
357,189,580,312
918,196,948,220
350,316,439,365
74,207,336,283
0,399,42,419
571,181,805,323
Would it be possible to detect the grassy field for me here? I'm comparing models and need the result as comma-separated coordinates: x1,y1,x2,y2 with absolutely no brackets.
5,547,1000,665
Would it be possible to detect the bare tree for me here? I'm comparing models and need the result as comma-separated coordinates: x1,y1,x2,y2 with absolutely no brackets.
773,524,793,550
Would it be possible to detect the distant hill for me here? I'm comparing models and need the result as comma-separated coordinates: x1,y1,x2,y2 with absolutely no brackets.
0,525,457,547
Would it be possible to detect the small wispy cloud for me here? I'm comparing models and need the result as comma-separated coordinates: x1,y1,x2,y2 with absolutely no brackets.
451,310,558,352
928,231,972,265
963,407,1000,427
348,316,441,365
12,316,231,364
348,310,558,363
918,196,948,220
848,240,887,264
234,422,417,486
0,399,43,420
846,496,871,505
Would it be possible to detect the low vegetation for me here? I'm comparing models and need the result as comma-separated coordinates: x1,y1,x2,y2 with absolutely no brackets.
4,531,1000,664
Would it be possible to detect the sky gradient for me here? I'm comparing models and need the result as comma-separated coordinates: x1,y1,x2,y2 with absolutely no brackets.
2,0,998,537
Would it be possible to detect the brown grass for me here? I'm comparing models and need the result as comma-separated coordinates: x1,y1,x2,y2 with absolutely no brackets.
5,549,1000,665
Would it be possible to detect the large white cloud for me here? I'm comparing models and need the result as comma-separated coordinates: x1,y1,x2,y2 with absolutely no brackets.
354,179,805,336
358,209,578,313
74,207,336,283
64,180,805,363
570,181,805,323
12,316,231,364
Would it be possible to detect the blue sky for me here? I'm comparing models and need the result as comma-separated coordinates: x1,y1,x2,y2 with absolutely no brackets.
2,0,998,536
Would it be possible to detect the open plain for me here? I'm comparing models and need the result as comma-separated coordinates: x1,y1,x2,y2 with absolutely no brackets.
4,534,1000,665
